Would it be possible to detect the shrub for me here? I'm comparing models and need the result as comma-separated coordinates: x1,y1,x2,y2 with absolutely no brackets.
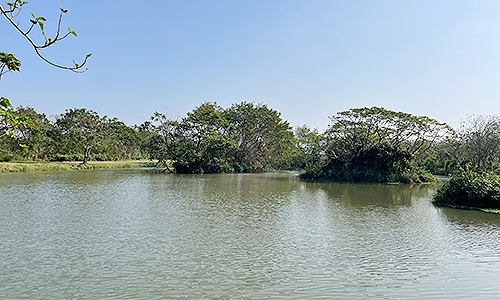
299,145,418,183
433,171,500,209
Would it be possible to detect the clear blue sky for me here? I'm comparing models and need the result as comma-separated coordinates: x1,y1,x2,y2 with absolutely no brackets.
2,0,499,130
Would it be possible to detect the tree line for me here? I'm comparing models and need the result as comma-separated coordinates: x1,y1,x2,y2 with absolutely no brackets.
3,2,500,183
0,102,296,174
1,107,145,163
2,102,500,181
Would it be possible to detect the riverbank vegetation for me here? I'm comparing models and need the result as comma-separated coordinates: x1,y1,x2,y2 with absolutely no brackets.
0,161,155,173
144,102,295,174
428,115,500,211
3,102,500,186
433,171,500,213
1,107,147,163
299,107,449,183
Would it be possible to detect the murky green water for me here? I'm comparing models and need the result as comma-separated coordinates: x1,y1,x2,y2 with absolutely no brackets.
0,170,499,299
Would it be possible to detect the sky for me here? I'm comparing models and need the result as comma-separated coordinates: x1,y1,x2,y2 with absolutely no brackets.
1,0,499,131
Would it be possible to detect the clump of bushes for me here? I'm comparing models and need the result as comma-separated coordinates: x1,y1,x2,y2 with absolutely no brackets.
433,171,500,209
300,145,435,183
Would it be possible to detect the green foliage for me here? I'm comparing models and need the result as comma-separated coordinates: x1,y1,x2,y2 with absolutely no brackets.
226,102,296,172
146,102,295,174
1,2,91,160
96,119,145,160
1,1,91,74
1,106,148,163
326,106,450,160
0,52,21,77
4,1,28,11
1,99,32,149
54,108,107,163
301,107,449,183
293,125,325,169
425,115,500,175
0,161,154,173
433,171,500,209
301,145,413,183
30,13,46,34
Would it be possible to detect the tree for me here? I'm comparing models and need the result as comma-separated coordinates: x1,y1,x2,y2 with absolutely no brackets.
143,114,179,169
294,125,325,169
0,98,31,147
225,102,296,172
102,119,145,160
301,107,450,183
0,52,21,80
326,106,450,160
146,102,296,174
150,103,238,174
1,1,90,155
10,106,54,161
456,115,500,172
55,108,107,163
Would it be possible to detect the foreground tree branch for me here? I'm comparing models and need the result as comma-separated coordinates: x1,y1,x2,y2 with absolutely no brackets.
1,1,90,152
0,0,91,74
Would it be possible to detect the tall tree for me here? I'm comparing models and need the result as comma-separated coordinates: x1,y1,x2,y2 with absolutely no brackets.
103,119,145,160
326,106,450,160
55,108,107,163
456,115,500,171
146,102,296,174
225,102,295,172
0,98,31,148
294,125,325,169
302,107,451,183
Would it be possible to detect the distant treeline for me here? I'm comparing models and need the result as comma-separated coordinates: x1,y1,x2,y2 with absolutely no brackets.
2,102,500,182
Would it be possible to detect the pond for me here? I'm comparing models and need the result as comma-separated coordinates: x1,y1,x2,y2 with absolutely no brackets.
0,170,499,299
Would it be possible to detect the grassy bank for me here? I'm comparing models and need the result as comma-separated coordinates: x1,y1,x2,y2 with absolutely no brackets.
0,161,156,173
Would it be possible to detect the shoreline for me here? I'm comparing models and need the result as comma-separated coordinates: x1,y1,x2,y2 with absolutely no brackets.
433,202,500,214
0,161,156,173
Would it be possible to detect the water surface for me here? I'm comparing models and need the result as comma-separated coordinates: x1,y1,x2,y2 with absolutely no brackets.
1,170,499,299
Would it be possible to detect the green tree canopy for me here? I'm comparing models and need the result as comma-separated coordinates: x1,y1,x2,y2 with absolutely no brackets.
301,107,450,183
55,108,108,163
326,106,451,160
225,102,295,172
146,102,296,174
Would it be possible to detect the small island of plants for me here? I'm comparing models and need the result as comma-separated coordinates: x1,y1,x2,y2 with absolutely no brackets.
433,171,500,213
298,107,446,183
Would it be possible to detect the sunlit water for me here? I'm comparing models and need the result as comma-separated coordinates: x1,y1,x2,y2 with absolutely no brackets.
0,170,499,299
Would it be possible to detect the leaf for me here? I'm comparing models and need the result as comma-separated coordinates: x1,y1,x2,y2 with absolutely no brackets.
60,8,68,14
68,27,77,37
86,53,92,58
0,97,12,109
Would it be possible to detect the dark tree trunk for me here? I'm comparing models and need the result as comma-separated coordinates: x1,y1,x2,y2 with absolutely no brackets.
83,146,91,164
